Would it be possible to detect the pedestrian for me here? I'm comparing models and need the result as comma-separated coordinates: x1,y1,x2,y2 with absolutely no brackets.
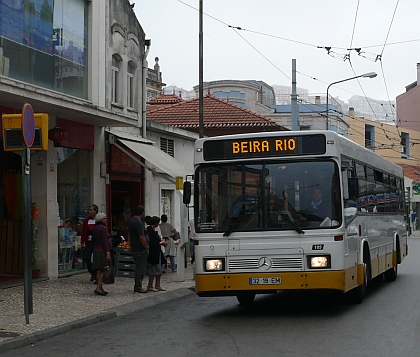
81,204,98,282
188,217,195,264
146,216,167,292
128,205,149,293
159,214,178,272
92,212,111,296
156,220,167,273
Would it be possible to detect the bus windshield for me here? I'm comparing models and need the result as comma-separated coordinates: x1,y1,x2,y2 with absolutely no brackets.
195,160,342,234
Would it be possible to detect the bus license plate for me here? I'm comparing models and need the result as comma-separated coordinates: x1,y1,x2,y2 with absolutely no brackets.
249,277,282,285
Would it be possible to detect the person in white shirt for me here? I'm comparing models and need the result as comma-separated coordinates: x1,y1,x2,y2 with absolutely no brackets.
188,218,195,264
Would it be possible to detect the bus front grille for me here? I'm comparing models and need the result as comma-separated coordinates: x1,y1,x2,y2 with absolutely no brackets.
228,256,303,271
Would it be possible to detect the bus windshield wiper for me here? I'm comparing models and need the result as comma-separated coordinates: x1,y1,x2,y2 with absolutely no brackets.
280,211,305,234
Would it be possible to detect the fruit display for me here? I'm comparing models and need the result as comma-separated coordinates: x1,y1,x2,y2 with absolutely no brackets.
118,241,130,248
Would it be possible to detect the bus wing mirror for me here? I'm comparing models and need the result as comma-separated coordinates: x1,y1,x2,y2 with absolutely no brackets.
348,177,359,200
183,181,191,205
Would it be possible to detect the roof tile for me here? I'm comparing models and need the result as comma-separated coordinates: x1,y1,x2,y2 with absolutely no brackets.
147,94,288,131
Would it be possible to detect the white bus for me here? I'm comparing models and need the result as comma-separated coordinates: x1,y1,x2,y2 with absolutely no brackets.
184,130,408,304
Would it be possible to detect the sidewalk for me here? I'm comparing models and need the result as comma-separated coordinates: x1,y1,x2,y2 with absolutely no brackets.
0,264,195,352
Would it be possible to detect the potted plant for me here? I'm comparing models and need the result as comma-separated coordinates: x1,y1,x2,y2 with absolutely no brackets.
31,202,40,278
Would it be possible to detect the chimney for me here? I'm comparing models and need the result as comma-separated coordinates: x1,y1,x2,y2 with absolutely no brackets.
417,63,420,86
348,107,355,117
315,96,321,105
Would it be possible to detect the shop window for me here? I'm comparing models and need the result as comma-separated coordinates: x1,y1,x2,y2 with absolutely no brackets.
160,137,174,157
57,148,91,274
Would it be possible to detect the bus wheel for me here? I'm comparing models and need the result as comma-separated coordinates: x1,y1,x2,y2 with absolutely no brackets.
347,260,369,304
237,292,256,306
384,264,397,282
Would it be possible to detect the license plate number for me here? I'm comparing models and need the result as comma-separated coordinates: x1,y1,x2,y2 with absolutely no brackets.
249,277,282,285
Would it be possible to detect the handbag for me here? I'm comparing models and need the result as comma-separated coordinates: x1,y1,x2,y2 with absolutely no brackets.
172,233,180,241
103,265,115,284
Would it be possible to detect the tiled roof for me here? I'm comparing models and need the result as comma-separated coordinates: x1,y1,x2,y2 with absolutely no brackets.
147,94,184,111
399,163,420,181
147,94,287,130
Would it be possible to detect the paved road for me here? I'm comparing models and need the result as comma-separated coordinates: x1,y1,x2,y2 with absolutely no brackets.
2,239,420,357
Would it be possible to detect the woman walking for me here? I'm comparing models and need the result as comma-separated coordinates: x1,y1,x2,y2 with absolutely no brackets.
146,216,167,291
92,212,111,296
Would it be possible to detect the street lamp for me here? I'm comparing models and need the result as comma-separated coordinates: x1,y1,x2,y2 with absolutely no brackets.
325,72,377,130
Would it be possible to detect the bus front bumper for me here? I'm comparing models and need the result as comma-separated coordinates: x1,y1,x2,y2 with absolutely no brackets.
195,270,349,297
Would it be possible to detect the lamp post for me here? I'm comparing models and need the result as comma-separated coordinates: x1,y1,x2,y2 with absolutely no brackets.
325,72,377,130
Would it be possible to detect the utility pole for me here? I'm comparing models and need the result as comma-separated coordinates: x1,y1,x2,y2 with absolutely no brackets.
291,59,299,131
198,0,204,138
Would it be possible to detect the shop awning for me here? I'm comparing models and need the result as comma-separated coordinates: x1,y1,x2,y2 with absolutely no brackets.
116,138,192,179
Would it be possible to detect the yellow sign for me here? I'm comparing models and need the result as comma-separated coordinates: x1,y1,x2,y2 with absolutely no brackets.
232,138,297,154
176,176,184,190
2,113,49,151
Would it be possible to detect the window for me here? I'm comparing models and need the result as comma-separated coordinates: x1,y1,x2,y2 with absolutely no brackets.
147,90,156,102
112,54,122,104
365,124,375,150
401,132,409,158
127,62,135,109
300,125,311,131
196,160,342,232
160,138,174,157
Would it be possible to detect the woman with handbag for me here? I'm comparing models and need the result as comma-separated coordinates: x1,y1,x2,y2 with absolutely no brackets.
92,212,111,296
146,216,167,291
159,214,179,272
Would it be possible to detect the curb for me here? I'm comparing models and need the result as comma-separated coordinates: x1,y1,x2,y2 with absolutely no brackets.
0,287,195,353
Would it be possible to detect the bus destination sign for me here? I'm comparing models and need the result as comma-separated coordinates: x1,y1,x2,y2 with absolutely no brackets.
203,134,326,161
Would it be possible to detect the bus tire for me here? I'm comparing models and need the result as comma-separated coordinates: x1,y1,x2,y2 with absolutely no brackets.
237,292,256,306
384,264,397,282
384,238,399,282
347,258,370,304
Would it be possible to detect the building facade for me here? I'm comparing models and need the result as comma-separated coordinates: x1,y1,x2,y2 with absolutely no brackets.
346,108,420,231
0,0,175,279
193,80,276,115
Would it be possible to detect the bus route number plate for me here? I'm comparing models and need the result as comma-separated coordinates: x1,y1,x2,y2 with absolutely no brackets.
249,277,282,285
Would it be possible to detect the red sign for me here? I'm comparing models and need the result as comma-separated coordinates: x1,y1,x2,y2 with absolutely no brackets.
22,103,35,147
56,118,94,151
111,145,141,174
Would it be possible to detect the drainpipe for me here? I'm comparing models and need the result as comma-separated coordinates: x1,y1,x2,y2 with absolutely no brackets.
142,39,151,138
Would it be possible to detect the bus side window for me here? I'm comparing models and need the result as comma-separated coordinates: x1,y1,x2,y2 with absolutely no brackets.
348,177,359,201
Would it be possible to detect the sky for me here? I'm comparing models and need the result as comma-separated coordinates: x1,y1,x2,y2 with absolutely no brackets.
135,0,420,103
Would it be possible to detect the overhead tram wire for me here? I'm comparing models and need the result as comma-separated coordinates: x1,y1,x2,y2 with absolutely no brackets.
177,0,415,143
343,59,394,145
296,96,403,152
374,0,402,141
178,0,420,60
231,28,291,81
349,0,360,50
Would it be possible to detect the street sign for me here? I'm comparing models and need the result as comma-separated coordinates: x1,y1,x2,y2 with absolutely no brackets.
21,103,35,147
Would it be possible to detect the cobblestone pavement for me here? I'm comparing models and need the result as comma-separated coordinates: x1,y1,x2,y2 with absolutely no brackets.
0,265,195,344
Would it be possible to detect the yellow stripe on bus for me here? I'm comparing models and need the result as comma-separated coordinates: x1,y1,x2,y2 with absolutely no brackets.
196,270,350,293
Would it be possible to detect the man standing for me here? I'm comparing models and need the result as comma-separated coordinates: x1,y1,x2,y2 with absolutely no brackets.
188,218,195,264
82,204,98,282
128,205,149,293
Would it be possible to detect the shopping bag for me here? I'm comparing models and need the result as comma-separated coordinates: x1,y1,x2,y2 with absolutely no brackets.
103,265,115,284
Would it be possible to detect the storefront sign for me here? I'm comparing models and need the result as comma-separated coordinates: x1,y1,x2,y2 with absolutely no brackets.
111,145,141,174
55,119,94,150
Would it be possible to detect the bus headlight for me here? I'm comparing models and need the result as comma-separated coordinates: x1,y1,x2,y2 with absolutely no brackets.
308,256,330,269
204,258,225,271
